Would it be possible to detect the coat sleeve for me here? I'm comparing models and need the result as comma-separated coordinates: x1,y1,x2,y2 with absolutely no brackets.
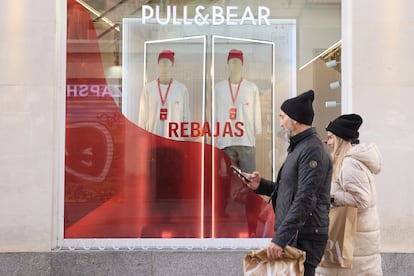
137,86,149,130
333,158,371,209
255,178,277,197
253,85,262,135
182,85,191,123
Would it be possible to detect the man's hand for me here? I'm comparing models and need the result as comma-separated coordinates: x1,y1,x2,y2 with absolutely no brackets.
243,171,261,190
267,242,285,260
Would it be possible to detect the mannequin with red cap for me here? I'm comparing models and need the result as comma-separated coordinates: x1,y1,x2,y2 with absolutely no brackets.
138,50,191,140
214,49,263,237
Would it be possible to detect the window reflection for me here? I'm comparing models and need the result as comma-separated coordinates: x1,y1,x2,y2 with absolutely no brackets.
65,0,341,242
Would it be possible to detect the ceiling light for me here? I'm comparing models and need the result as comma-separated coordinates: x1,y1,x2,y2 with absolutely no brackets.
329,81,341,89
325,60,340,68
325,101,340,108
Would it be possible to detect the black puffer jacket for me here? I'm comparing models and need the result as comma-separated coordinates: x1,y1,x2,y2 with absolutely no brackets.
256,128,332,264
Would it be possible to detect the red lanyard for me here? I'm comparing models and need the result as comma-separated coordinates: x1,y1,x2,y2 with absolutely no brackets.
228,78,243,105
158,78,173,106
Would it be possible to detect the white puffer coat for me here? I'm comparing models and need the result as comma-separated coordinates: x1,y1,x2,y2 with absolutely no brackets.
316,143,383,276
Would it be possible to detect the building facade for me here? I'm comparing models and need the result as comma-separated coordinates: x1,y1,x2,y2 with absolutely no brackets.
0,0,413,274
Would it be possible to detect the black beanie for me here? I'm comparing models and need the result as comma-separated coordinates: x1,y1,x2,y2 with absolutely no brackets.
281,90,315,125
326,114,363,141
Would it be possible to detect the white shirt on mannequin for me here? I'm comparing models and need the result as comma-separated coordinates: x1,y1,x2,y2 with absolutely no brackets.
138,58,191,140
214,78,262,149
214,58,262,149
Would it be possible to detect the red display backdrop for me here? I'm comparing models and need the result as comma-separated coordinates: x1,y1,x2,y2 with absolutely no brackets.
65,0,274,239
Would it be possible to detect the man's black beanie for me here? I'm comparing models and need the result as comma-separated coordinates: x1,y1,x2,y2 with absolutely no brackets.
280,90,315,126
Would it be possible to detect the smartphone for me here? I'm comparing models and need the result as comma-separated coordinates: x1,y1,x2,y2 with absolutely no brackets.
230,165,251,183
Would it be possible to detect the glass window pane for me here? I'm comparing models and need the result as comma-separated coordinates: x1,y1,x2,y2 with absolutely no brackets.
65,0,340,248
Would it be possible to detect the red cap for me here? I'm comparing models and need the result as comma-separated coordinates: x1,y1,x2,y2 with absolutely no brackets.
158,50,175,64
227,49,244,64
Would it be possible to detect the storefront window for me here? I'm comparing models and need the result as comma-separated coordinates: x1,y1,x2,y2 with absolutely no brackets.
64,0,340,249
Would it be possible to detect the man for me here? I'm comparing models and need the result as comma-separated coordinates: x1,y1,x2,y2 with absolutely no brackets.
243,90,332,275
214,49,262,237
138,49,191,140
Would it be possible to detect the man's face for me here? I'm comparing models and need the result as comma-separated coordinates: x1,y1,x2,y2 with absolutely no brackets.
279,111,296,139
158,58,173,75
227,58,243,75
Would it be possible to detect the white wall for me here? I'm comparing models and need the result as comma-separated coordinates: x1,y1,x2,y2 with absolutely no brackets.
343,0,414,253
0,0,64,251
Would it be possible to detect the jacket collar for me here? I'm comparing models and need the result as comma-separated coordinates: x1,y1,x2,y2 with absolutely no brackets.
288,127,316,152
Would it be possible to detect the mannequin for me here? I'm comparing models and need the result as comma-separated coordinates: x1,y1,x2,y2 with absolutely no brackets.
138,50,191,140
214,49,263,237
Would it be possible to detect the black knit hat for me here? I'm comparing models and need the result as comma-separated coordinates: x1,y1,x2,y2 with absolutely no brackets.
326,114,363,141
281,90,315,125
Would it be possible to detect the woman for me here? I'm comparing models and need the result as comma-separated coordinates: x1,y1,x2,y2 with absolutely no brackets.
316,114,383,275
